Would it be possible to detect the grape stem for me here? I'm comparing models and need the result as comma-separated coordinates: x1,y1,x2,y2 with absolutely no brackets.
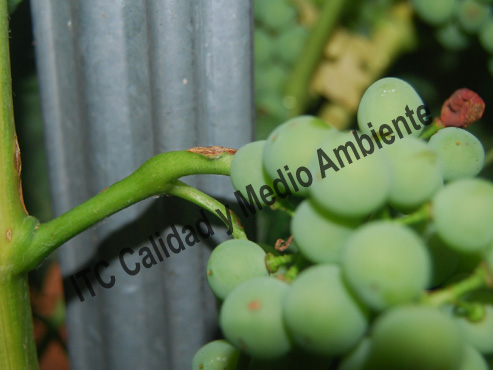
0,1,39,367
270,198,295,217
283,0,346,116
167,180,248,240
265,253,296,273
419,118,444,140
454,301,486,322
23,148,236,273
423,262,493,307
283,255,309,282
1,145,238,369
393,203,431,225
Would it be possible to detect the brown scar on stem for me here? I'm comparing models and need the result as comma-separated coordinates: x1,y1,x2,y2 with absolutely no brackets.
14,134,28,214
6,228,12,241
186,146,237,157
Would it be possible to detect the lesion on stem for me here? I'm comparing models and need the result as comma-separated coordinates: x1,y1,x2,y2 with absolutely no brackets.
187,146,237,156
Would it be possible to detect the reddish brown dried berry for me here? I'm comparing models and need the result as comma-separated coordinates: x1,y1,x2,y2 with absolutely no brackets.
440,88,485,128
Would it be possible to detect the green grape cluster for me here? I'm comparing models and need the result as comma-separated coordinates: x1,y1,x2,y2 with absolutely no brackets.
193,77,493,369
253,0,310,138
412,0,493,75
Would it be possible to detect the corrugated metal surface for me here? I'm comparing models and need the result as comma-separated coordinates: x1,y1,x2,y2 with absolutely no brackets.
29,0,253,368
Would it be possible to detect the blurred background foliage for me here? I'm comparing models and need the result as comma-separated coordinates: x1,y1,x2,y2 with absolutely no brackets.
6,0,493,367
254,0,493,247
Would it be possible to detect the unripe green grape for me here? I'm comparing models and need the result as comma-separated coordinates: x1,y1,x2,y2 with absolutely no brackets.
457,0,490,33
458,344,489,370
338,338,372,370
432,178,493,253
385,136,443,212
283,264,369,356
342,221,431,311
367,305,464,370
273,25,309,67
436,22,470,51
428,127,485,181
479,18,493,52
230,140,274,208
219,277,291,360
412,0,457,25
263,115,332,197
309,130,391,220
357,77,425,138
192,340,240,370
454,305,493,354
254,29,273,66
290,199,357,264
207,239,268,300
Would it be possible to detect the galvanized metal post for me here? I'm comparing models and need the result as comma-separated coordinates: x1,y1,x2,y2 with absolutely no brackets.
30,0,253,368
